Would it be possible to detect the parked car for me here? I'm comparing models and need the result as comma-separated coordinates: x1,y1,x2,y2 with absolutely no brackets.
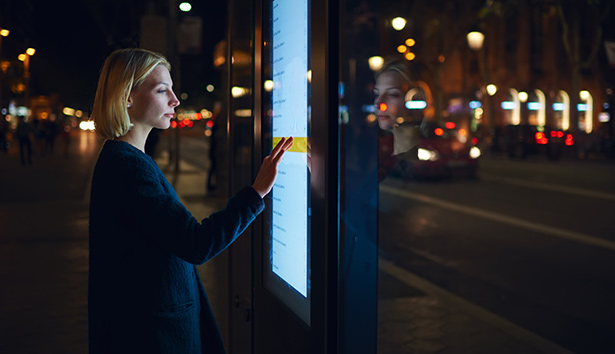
504,124,571,160
393,123,481,180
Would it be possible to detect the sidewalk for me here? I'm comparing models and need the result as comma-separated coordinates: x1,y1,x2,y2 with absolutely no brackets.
0,131,573,353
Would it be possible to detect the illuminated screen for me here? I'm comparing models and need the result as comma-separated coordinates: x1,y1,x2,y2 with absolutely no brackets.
264,0,311,324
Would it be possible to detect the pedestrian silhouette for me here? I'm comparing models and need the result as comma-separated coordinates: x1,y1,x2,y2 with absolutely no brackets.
14,116,33,166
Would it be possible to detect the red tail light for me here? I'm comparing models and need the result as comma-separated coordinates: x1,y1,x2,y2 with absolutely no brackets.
565,134,574,146
535,132,548,145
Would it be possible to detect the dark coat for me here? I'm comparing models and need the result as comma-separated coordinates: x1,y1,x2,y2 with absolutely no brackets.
88,140,264,353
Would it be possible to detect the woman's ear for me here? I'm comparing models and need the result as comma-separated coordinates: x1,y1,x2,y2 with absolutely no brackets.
127,97,133,108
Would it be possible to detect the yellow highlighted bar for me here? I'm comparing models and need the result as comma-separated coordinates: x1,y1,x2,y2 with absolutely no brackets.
273,136,308,153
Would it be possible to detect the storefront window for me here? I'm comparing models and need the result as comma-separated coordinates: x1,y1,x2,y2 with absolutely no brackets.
338,1,615,353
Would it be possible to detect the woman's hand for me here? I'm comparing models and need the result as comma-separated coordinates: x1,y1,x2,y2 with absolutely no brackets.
252,137,294,198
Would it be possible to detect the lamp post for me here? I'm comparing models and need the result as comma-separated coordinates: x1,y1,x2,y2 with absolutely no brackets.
467,29,495,146
18,48,35,108
0,28,9,111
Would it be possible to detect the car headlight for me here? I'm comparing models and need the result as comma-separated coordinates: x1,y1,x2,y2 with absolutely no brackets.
418,148,440,161
469,146,481,159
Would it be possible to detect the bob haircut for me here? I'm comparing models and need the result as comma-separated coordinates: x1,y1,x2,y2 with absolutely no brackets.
92,48,171,139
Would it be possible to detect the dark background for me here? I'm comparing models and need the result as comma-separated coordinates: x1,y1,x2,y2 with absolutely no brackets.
0,0,226,113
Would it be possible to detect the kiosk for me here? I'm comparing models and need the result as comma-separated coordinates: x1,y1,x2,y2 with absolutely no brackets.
226,0,378,353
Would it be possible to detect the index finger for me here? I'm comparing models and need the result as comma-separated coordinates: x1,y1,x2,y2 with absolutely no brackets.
271,136,293,158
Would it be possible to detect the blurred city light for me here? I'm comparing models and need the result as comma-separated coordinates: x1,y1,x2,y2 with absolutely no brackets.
501,101,515,110
405,101,426,109
26,48,35,56
405,38,415,47
404,52,415,61
469,146,481,159
518,91,528,102
469,101,481,109
264,80,274,92
235,109,252,117
466,31,485,51
206,84,214,92
418,148,439,161
368,56,384,71
231,86,250,98
179,2,192,12
0,28,9,37
486,84,497,96
391,17,406,31
79,120,95,131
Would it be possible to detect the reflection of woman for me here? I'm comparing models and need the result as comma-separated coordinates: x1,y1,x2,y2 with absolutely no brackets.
373,60,423,181
88,48,292,353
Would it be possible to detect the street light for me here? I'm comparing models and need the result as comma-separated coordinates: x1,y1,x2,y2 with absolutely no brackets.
0,28,9,110
391,17,407,31
466,31,484,51
18,48,35,107
179,2,192,12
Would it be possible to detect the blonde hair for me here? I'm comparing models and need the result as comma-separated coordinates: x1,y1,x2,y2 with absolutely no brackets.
92,48,171,139
375,60,414,90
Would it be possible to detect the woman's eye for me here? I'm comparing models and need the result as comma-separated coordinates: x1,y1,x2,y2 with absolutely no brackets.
158,89,167,93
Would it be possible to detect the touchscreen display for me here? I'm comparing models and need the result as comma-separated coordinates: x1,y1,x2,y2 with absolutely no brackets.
270,0,310,298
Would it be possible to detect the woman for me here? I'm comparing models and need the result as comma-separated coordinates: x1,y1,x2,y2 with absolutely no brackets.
373,60,423,181
88,48,292,353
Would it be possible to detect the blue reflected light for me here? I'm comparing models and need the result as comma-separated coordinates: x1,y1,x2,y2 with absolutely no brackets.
527,102,541,111
553,103,565,111
501,101,515,110
469,101,481,109
578,103,588,111
406,100,427,109
362,105,376,113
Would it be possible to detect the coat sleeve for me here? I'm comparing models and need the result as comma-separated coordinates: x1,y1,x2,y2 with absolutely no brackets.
121,157,264,265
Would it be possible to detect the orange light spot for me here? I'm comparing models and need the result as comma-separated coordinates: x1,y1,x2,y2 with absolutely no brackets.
434,128,444,136
458,128,467,136
445,122,455,129
171,121,178,128
379,103,387,111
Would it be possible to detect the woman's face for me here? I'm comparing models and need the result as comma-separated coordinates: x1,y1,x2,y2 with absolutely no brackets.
128,65,180,130
373,71,409,131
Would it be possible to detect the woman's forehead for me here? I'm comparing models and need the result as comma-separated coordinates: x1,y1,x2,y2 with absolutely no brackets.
145,65,172,84
376,71,406,89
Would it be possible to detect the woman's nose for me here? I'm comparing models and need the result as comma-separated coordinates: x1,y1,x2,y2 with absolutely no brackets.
170,92,180,107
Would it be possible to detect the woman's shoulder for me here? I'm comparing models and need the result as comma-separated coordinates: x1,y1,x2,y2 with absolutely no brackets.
96,140,158,173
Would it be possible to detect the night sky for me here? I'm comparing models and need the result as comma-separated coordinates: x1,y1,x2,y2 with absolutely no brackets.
0,0,226,114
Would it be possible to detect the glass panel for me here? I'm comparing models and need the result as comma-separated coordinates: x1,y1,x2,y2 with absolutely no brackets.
339,1,615,353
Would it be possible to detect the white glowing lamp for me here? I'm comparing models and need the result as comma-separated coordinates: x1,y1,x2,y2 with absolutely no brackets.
466,31,484,51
